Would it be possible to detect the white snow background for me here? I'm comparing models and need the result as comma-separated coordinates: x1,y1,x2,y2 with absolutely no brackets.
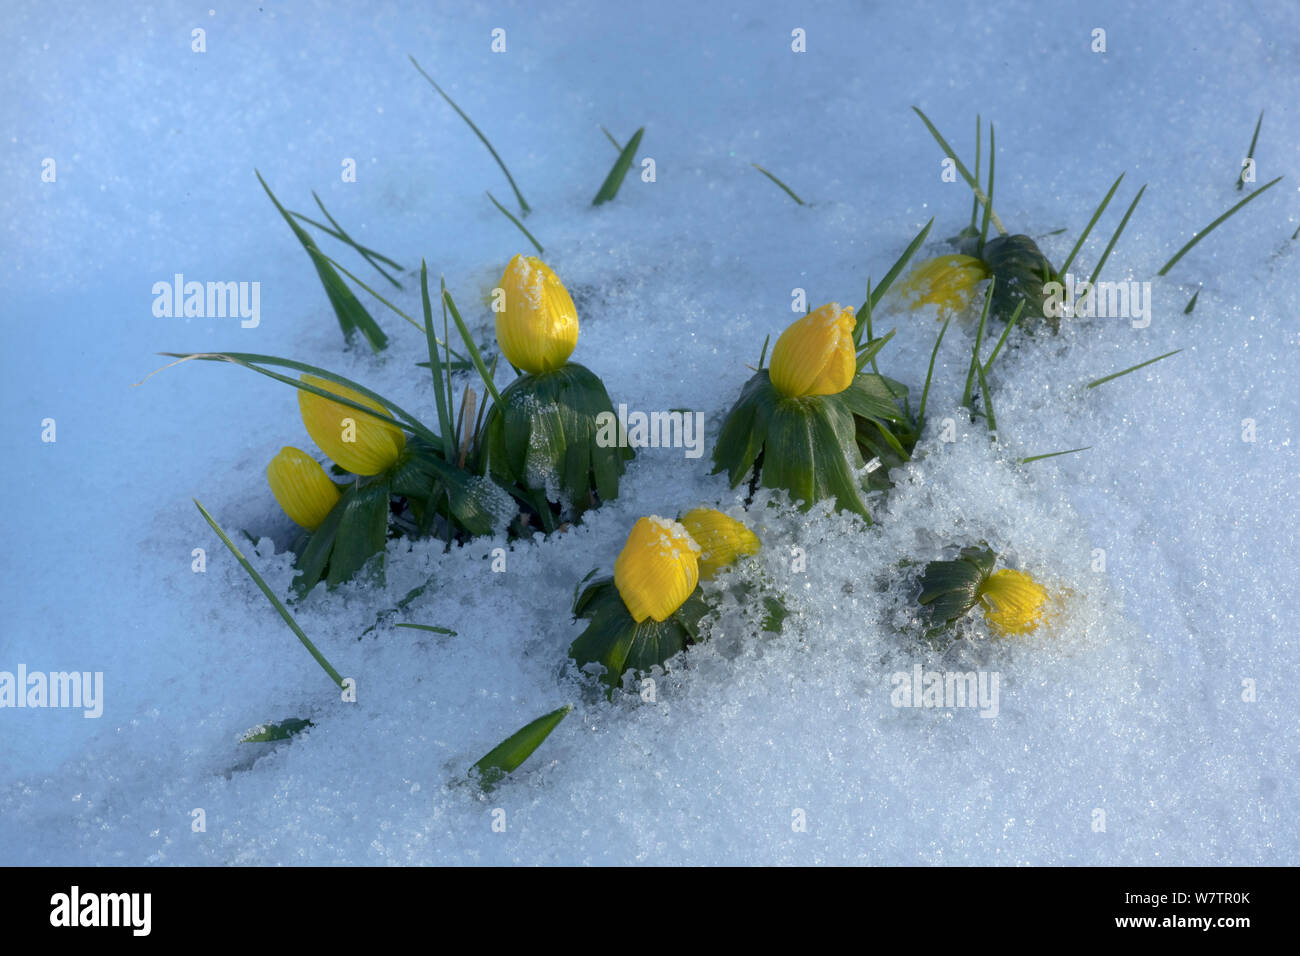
2,0,1297,864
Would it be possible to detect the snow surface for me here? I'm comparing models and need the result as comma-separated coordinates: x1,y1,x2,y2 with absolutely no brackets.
2,0,1298,864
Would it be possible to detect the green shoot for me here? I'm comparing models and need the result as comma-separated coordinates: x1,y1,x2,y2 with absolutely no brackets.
963,276,994,408
857,217,934,331
1086,349,1182,389
757,332,771,370
410,55,531,216
440,281,504,405
1060,172,1125,276
293,191,405,288
911,106,1006,236
486,190,544,255
601,125,622,151
982,298,1026,377
1237,110,1263,190
918,315,951,425
394,623,457,635
1087,184,1146,291
473,705,572,791
421,263,455,459
1183,288,1200,314
193,499,345,689
1019,447,1090,464
751,163,806,205
256,170,388,352
976,360,996,436
152,351,442,448
976,122,995,258
969,114,981,231
593,127,644,205
1157,176,1283,275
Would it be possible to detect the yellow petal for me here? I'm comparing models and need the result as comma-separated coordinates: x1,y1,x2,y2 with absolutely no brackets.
266,446,341,531
768,303,857,398
495,254,579,375
898,255,990,317
978,568,1050,636
679,508,760,580
613,516,701,622
297,375,406,476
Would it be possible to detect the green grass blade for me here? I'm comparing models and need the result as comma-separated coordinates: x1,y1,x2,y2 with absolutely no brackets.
969,113,981,231
911,107,1006,235
601,125,622,151
751,163,805,205
963,276,994,407
976,359,996,435
255,170,388,352
421,263,455,458
859,279,882,376
976,122,995,258
409,55,530,216
1019,446,1090,464
193,499,344,689
302,190,404,286
394,623,457,635
1157,176,1283,276
593,127,644,205
1060,172,1125,276
982,298,1025,377
308,249,469,363
441,283,504,406
473,705,571,791
291,210,406,276
1087,184,1146,291
1237,110,1263,190
863,217,934,318
1183,287,1201,314
153,351,441,448
1086,349,1182,389
486,190,544,255
240,717,314,743
918,315,952,425
757,332,771,370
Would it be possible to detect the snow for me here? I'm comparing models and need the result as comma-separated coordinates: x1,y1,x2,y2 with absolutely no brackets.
2,0,1298,865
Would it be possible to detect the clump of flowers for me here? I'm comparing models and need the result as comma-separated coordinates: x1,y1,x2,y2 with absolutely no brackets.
569,508,765,690
915,545,1053,639
265,369,511,594
712,304,919,522
479,254,633,531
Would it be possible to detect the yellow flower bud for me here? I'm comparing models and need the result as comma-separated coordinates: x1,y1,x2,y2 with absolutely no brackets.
768,303,857,398
613,516,701,623
898,254,990,317
978,568,1050,636
297,374,405,476
679,508,760,580
266,446,341,531
496,254,579,374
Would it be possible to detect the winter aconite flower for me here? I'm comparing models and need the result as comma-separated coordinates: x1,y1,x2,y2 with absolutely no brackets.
768,303,858,398
898,254,990,317
613,516,701,622
496,254,580,375
266,446,341,531
298,374,405,476
679,508,760,580
977,568,1050,636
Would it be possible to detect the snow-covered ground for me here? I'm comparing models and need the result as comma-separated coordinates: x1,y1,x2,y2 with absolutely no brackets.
3,0,1297,864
